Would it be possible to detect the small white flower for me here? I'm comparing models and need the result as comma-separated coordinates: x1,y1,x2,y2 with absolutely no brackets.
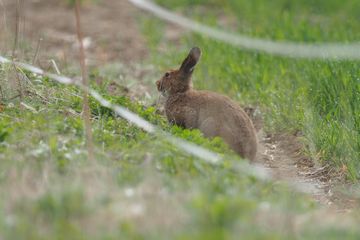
130,203,144,216
124,188,135,198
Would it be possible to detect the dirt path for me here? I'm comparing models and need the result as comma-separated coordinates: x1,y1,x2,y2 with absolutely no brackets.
255,128,358,211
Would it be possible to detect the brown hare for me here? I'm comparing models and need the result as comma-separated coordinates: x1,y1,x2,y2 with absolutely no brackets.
156,47,257,161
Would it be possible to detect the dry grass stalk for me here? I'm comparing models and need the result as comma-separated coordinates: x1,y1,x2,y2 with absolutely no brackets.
32,37,43,65
11,0,23,103
12,0,20,56
74,0,95,162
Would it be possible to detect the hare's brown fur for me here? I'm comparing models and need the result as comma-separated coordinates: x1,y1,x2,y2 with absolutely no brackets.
156,47,257,160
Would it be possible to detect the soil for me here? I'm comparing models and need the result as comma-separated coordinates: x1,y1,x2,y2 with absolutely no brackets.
1,0,147,67
2,0,358,211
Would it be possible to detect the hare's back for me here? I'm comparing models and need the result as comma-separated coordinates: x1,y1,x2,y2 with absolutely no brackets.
193,91,250,124
192,91,257,160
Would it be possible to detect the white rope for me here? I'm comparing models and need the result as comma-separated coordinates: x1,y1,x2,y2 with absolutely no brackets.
129,0,360,60
0,56,269,180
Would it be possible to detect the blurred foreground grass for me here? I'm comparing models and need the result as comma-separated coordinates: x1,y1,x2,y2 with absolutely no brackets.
1,65,360,239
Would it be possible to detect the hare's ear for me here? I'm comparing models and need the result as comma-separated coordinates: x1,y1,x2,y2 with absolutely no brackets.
179,47,201,76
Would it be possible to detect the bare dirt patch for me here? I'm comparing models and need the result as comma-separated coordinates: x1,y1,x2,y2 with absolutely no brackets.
1,0,147,67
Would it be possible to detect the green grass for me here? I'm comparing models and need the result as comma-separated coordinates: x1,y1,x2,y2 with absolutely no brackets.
155,0,360,42
2,63,360,239
142,0,360,180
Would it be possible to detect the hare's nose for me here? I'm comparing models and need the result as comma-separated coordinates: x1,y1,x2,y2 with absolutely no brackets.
156,80,161,90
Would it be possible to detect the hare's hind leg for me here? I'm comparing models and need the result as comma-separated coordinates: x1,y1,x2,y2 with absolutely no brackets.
199,117,219,138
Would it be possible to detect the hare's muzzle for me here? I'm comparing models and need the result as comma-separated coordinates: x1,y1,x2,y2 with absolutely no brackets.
156,80,162,91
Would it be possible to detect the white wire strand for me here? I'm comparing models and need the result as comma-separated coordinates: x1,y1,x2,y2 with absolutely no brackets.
129,0,360,60
0,56,269,180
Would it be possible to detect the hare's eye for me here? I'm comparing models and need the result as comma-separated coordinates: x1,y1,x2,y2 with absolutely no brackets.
165,72,170,78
